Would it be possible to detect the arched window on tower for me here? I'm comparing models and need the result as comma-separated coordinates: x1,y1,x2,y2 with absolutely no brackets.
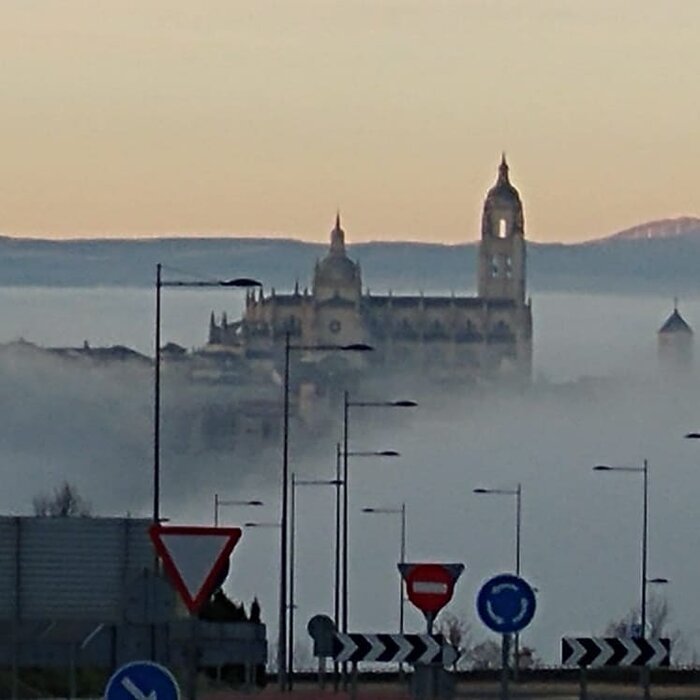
498,219,508,238
491,255,499,278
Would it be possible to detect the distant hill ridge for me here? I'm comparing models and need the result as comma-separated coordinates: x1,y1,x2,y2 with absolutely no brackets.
1,217,700,293
592,216,700,243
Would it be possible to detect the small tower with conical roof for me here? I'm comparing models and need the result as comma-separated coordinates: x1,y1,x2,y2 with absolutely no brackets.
477,154,526,303
658,300,693,373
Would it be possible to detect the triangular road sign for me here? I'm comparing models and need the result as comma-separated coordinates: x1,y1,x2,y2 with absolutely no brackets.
149,524,242,613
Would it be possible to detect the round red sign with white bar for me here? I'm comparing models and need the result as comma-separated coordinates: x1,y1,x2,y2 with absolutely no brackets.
404,563,456,615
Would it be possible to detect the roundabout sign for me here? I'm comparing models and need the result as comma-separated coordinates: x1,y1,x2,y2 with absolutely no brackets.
476,573,536,634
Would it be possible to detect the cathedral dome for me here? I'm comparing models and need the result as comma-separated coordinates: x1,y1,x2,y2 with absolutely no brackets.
314,214,361,291
486,154,521,203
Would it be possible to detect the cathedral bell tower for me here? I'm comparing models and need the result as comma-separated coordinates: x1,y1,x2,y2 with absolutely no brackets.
477,155,526,304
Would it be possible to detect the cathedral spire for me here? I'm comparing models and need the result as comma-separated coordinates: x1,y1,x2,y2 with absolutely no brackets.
330,210,346,256
498,152,510,183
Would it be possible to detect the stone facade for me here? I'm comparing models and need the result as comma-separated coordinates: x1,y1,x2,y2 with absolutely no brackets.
209,156,533,383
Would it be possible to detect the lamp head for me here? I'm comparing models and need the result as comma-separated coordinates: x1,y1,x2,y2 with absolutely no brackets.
593,465,612,471
223,278,262,287
341,343,374,352
685,433,700,439
378,450,400,457
392,400,418,407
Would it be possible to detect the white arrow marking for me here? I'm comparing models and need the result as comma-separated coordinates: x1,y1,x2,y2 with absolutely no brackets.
394,634,413,661
367,635,384,661
649,639,668,666
419,636,441,664
562,637,586,666
485,599,505,624
336,634,358,663
621,639,638,667
512,597,529,624
121,677,157,700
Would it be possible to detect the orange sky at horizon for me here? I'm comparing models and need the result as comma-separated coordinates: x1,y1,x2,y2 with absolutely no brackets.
1,1,698,244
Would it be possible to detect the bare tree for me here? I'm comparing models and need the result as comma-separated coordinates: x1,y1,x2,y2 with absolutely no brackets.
465,639,502,670
604,593,692,663
33,481,92,517
437,611,473,670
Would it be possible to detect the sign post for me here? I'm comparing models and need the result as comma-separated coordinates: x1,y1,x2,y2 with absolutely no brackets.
398,563,464,700
477,574,537,700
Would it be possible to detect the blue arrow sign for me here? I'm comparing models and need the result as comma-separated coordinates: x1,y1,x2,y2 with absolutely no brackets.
105,661,180,700
477,573,536,634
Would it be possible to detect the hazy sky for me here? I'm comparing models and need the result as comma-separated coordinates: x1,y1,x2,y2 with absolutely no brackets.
1,1,698,243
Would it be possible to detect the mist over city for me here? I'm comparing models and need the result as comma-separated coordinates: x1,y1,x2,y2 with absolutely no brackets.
1,285,700,665
2,3,700,695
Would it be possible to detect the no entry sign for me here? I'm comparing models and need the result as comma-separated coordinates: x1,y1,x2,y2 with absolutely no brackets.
398,563,464,617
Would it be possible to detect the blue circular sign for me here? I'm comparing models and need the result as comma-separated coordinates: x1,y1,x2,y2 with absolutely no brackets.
105,661,180,700
477,573,536,634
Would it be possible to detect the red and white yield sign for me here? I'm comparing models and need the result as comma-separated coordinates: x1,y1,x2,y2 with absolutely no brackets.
149,524,242,613
398,563,465,617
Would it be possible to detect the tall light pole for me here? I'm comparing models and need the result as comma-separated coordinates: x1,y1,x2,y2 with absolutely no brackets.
278,336,372,691
213,496,264,527
473,485,522,576
341,393,416,640
361,504,407,638
289,474,342,689
593,462,649,637
342,446,403,641
594,460,664,700
153,264,261,523
473,484,522,675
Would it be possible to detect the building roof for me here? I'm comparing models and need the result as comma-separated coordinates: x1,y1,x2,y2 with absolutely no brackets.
659,308,693,335
314,213,361,289
486,154,521,203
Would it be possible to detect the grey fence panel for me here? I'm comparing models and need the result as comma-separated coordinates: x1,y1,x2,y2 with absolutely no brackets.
0,516,154,621
0,518,19,619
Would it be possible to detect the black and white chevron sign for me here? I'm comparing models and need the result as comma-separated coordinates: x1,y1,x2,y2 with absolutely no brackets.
562,637,670,668
331,633,458,666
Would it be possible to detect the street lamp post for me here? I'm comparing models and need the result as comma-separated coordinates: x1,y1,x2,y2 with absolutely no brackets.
594,460,660,700
278,336,372,691
341,446,404,639
289,474,343,689
361,504,407,638
153,263,261,523
473,484,522,676
341,393,416,643
593,462,649,638
213,496,264,527
473,485,522,576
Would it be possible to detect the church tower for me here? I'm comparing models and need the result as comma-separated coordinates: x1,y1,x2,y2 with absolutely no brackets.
478,155,526,303
658,300,693,374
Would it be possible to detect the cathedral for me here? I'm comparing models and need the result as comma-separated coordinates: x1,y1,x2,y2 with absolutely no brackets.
208,156,533,383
